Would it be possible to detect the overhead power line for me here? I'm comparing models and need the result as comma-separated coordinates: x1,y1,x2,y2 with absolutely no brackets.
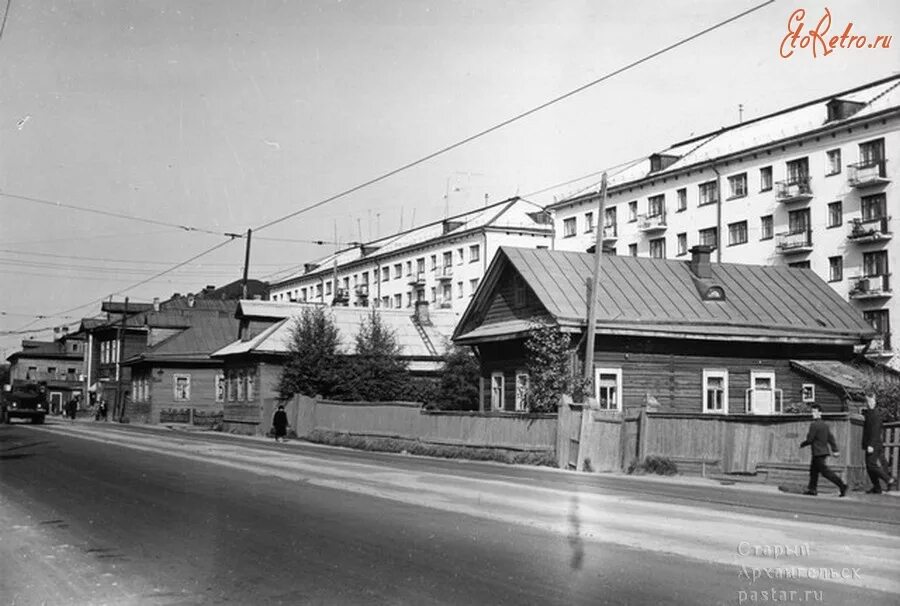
250,0,774,235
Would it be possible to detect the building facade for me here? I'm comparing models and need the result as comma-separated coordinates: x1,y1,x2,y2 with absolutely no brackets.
268,197,553,315
6,336,85,414
548,75,899,367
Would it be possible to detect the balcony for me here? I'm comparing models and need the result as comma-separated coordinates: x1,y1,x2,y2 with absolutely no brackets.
775,178,813,204
332,288,350,304
355,284,369,298
848,217,892,244
775,230,813,255
637,212,667,233
408,271,427,286
849,274,891,300
866,334,893,357
438,299,453,309
434,266,453,281
602,224,618,244
848,160,889,189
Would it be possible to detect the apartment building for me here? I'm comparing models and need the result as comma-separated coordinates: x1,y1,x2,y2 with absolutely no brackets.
549,75,899,367
268,197,553,315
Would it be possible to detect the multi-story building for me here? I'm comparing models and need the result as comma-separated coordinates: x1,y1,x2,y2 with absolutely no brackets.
548,75,899,367
6,334,85,414
268,197,553,315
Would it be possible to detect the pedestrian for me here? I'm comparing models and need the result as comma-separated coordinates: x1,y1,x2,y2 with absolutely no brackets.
862,393,897,494
800,404,848,497
99,399,108,421
272,404,289,443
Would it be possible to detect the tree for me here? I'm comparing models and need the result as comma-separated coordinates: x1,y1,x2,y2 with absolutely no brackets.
432,345,480,410
347,309,410,401
524,318,588,412
277,307,345,400
860,373,900,422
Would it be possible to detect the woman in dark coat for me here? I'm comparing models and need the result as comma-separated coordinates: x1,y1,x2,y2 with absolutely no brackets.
272,404,289,442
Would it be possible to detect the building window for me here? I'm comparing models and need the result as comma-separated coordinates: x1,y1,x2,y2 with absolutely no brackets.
828,256,843,282
442,251,453,268
861,193,886,221
246,371,255,402
801,384,816,403
457,248,465,265
788,208,810,234
676,233,687,256
441,284,452,304
863,250,889,277
514,372,529,411
827,201,842,228
393,264,402,279
215,374,225,402
173,374,191,401
703,370,728,414
628,243,638,257
648,194,665,217
490,372,505,411
649,238,666,259
628,201,638,222
47,366,56,376
699,227,718,249
728,221,748,246
604,206,617,228
727,173,747,199
788,261,811,269
786,157,809,184
859,138,885,166
469,278,479,295
584,212,594,233
760,166,773,191
393,294,402,308
381,296,390,308
469,245,480,263
676,188,687,211
864,310,890,350
405,261,412,276
595,368,622,411
325,281,333,296
826,149,841,176
237,371,246,401
563,217,577,237
406,292,412,307
760,215,773,240
698,181,718,206
430,255,437,270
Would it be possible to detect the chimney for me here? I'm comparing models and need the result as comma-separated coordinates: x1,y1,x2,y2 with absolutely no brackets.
413,300,431,325
187,293,195,308
152,297,160,312
689,245,713,279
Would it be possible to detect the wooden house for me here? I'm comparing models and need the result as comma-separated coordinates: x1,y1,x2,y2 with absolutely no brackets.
452,246,877,415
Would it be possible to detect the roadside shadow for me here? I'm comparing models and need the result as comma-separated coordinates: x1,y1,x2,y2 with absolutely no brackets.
568,494,585,570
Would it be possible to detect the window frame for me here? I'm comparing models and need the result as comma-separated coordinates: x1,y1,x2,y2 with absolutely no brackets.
727,173,748,199
514,371,529,411
759,166,773,192
828,256,843,282
490,372,505,411
801,384,816,403
563,216,577,237
173,373,191,402
594,368,623,412
825,149,842,176
727,220,748,246
702,369,729,414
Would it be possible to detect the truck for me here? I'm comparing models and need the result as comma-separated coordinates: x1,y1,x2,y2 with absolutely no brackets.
1,383,48,424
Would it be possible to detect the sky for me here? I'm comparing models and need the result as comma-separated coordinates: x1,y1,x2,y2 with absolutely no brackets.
1,0,899,357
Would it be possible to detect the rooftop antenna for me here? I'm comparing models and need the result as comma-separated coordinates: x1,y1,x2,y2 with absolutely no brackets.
739,104,744,124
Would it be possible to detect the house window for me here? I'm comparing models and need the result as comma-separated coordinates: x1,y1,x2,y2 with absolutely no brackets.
406,261,412,276
394,294,402,308
828,256,843,282
490,372,505,411
173,374,191,401
469,245,480,263
827,201,842,228
649,238,666,259
469,278,479,295
699,227,718,249
406,292,413,307
628,243,638,257
47,367,57,376
563,217,577,237
441,284,452,303
676,188,687,211
863,250,889,277
864,310,891,350
246,371,255,401
728,173,747,198
786,157,809,185
430,287,437,302
26,366,37,380
456,281,464,299
604,207,617,228
698,181,718,206
861,193,886,221
628,201,637,222
826,149,841,175
788,208,810,234
801,384,816,403
789,261,811,269
760,166,773,191
728,221,748,246
215,374,225,402
393,264,402,279
595,368,622,411
648,194,665,217
325,281,332,296
584,212,594,233
703,370,728,413
457,248,465,265
227,371,237,401
760,215,773,240
859,138,885,166
381,296,390,308
514,372,529,411
430,255,437,270
442,251,453,267
676,233,687,256
237,370,246,401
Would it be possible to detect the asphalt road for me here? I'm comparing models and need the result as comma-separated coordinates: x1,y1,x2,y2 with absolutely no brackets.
1,421,899,606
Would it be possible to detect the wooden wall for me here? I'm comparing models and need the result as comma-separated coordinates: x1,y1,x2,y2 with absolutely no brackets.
150,366,223,422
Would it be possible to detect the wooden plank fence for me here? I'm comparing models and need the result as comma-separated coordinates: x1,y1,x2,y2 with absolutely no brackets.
884,422,900,480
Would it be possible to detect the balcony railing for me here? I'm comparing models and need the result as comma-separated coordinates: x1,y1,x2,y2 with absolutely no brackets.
849,274,891,299
434,266,453,280
332,288,350,304
775,178,813,203
408,271,427,286
355,284,369,297
848,217,892,243
602,224,618,242
637,212,667,233
867,333,893,355
848,160,889,188
775,230,813,254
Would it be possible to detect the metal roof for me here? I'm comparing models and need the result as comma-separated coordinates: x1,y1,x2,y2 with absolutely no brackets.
454,247,876,345
789,360,871,399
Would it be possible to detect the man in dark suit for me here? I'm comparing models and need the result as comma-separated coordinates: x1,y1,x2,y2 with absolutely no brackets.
862,394,896,494
800,404,848,497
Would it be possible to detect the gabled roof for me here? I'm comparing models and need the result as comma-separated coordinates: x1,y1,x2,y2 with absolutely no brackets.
122,310,240,366
453,247,876,345
212,303,459,363
789,360,870,400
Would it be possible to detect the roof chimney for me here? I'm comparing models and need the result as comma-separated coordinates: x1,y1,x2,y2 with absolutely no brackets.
689,245,713,279
187,293,195,308
413,300,431,326
152,297,160,312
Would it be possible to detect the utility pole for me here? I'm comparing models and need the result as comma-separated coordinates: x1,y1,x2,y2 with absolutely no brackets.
116,297,128,422
582,173,608,393
241,228,252,299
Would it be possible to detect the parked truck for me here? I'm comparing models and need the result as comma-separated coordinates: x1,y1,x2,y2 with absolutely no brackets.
1,383,48,424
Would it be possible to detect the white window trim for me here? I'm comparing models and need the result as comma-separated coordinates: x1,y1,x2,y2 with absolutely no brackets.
514,371,529,411
702,369,729,414
490,372,505,411
594,368,623,412
215,374,225,402
173,373,191,402
801,383,816,403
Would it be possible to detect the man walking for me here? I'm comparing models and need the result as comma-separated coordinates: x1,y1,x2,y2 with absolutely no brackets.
272,404,289,443
862,393,897,494
800,404,848,497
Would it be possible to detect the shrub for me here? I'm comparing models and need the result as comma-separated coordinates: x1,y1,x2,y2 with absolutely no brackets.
524,319,590,412
627,455,678,476
431,345,480,411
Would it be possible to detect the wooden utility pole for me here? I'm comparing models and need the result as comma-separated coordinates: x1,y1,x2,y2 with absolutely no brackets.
241,228,252,299
116,297,128,422
583,173,608,391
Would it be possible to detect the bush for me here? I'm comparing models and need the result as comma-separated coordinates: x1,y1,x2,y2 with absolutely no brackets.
431,345,480,410
627,455,678,476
